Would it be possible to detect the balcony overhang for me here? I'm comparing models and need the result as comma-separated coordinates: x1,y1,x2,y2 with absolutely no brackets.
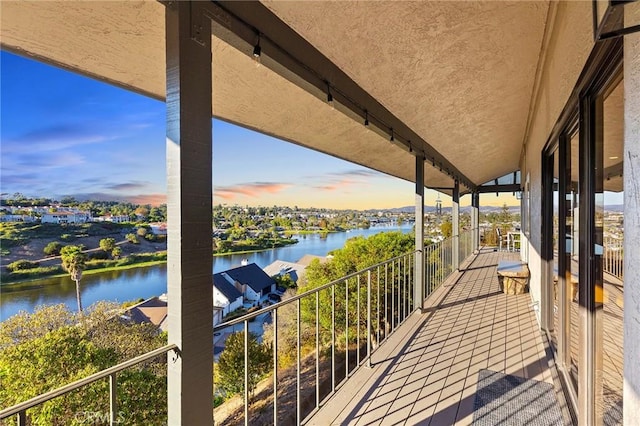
0,1,552,194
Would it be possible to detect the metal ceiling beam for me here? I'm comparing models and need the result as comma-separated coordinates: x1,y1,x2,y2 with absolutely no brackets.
476,184,521,194
203,1,476,191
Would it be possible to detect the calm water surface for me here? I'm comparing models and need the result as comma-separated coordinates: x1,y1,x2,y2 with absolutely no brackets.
0,226,411,320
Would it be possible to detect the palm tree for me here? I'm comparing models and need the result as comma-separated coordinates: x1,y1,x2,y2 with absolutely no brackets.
60,245,88,312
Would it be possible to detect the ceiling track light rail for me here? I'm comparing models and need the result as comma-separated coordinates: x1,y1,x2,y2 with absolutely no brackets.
207,1,476,190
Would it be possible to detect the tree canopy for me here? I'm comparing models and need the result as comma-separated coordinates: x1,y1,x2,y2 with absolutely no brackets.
0,303,167,425
264,232,415,367
216,331,271,399
60,245,88,311
99,237,116,253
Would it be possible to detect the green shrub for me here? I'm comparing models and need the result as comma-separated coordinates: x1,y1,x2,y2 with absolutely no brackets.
6,260,39,272
1,265,63,283
125,233,139,244
112,246,123,259
60,233,74,241
90,251,110,260
43,241,63,256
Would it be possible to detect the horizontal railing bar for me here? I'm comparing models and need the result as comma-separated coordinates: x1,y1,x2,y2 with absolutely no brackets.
0,343,178,419
216,249,422,329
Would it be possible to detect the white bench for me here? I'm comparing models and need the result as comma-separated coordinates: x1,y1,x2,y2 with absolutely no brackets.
497,260,530,295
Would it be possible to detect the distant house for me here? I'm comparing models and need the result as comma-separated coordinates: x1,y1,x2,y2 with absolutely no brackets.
213,307,224,327
124,295,168,333
263,260,307,284
41,210,90,224
212,273,243,316
220,263,276,304
0,214,35,223
95,214,130,223
149,222,168,235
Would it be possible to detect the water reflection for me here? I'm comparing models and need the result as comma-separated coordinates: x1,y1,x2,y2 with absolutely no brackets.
1,226,411,320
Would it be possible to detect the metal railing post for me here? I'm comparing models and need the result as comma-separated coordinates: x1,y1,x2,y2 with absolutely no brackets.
384,263,388,343
345,279,349,379
296,299,301,425
244,320,249,426
315,291,320,408
109,373,117,426
376,266,380,348
397,259,401,326
367,270,372,368
331,285,335,393
357,275,361,365
391,261,395,332
273,308,278,426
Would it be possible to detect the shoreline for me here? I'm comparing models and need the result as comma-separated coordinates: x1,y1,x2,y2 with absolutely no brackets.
1,228,379,286
2,240,301,286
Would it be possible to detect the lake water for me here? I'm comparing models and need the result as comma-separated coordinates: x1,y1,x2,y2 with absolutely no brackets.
0,226,411,320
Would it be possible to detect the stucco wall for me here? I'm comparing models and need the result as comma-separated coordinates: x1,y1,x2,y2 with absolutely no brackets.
624,3,640,422
521,1,593,323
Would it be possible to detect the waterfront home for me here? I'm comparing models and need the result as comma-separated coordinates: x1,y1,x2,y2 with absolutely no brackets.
41,211,90,224
124,295,168,333
0,214,35,223
93,214,130,223
218,263,276,305
263,259,306,285
212,273,243,317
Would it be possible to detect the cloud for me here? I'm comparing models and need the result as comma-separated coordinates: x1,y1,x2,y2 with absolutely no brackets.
328,169,381,178
105,181,151,191
11,152,85,170
215,182,291,200
307,169,382,192
313,179,358,192
3,124,111,153
126,194,167,206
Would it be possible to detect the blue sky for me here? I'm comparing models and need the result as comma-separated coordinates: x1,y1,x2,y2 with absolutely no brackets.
1,51,516,209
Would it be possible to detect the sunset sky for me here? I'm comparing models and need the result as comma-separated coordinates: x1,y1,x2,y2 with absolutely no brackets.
1,51,518,210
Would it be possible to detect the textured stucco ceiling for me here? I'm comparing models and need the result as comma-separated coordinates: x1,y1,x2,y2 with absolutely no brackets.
1,1,551,194
263,1,550,186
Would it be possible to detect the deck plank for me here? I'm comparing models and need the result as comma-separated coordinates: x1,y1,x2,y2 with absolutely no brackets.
308,248,568,426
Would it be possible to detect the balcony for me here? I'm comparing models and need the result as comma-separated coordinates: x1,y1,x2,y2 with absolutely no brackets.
1,241,575,425
309,248,570,425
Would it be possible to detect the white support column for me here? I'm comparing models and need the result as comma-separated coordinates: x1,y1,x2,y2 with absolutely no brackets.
452,181,460,271
165,2,213,424
624,7,640,423
415,156,425,309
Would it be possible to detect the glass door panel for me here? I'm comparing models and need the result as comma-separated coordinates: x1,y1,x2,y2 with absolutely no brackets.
567,132,580,392
599,77,624,425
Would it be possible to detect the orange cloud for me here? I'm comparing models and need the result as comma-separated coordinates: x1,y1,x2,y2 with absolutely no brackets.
314,179,363,192
215,182,291,200
126,193,167,206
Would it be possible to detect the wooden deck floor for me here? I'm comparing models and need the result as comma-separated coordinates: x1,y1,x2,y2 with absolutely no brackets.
308,248,572,426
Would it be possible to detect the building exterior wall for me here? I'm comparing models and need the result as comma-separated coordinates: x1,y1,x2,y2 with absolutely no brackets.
243,286,261,303
41,212,90,224
213,287,243,316
521,1,593,320
624,4,640,422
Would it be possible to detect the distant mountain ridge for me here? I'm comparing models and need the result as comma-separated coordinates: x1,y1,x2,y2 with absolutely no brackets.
387,205,520,214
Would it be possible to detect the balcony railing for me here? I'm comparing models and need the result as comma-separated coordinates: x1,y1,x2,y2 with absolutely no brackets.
0,238,463,426
603,235,623,280
0,344,178,426
459,229,474,267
